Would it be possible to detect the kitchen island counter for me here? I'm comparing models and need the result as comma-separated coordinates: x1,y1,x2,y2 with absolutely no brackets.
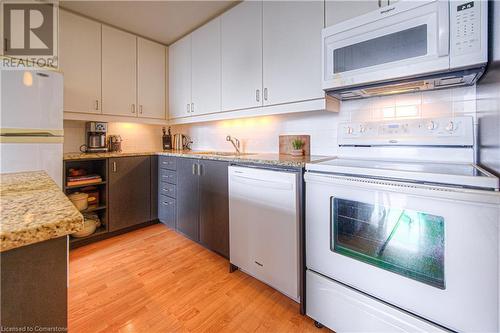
0,171,83,252
1,171,83,330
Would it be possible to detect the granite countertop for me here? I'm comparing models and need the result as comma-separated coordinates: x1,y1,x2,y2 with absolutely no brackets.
64,151,334,168
0,171,84,252
63,151,158,160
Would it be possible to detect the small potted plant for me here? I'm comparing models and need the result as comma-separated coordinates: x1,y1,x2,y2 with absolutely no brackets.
291,139,305,156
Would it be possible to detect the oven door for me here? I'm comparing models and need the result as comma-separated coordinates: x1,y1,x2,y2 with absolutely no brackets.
322,0,449,89
305,172,499,332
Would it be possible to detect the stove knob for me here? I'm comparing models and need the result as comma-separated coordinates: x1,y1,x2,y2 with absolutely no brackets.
427,121,436,130
446,121,455,132
346,126,353,134
359,125,366,133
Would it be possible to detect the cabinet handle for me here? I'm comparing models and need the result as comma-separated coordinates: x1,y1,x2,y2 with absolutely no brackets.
139,105,143,114
192,164,196,175
378,0,382,7
263,88,268,101
191,103,194,113
131,104,135,114
187,104,190,113
112,161,117,172
95,100,99,110
197,164,202,176
256,89,260,102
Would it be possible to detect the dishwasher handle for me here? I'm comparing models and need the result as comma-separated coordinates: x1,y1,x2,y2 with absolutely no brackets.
230,174,293,190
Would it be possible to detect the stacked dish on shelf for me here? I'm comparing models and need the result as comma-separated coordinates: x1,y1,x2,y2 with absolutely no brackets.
68,189,101,238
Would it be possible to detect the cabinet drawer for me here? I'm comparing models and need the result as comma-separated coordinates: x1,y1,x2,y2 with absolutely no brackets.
159,156,177,170
159,195,176,228
160,182,176,198
159,169,177,184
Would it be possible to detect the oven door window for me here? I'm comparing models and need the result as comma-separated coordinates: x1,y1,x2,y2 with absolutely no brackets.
331,198,445,289
333,24,428,74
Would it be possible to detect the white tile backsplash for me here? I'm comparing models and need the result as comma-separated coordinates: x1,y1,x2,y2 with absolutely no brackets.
173,111,345,155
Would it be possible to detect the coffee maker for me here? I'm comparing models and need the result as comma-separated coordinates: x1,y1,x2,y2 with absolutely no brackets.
82,122,108,153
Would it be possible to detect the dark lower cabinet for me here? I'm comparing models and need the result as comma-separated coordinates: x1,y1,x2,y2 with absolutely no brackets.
108,156,151,232
158,156,177,229
163,156,229,257
150,155,158,221
1,237,67,330
176,157,200,241
159,195,176,228
199,159,229,258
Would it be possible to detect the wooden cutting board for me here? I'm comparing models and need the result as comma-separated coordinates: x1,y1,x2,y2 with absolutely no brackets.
279,135,310,156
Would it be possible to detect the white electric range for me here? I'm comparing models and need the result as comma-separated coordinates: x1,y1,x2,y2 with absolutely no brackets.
305,116,500,332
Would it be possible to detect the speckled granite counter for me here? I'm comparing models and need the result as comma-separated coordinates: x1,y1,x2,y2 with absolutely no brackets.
64,151,334,168
63,151,157,160
0,171,84,252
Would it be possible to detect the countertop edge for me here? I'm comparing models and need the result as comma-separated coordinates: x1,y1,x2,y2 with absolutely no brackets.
63,151,334,167
0,215,84,252
1,171,85,253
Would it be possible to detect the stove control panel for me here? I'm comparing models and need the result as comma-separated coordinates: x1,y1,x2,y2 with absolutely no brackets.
338,116,474,146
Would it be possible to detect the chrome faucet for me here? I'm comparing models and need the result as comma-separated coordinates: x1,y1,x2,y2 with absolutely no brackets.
226,135,241,154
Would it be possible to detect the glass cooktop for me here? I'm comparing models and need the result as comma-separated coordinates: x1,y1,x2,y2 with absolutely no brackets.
306,158,499,190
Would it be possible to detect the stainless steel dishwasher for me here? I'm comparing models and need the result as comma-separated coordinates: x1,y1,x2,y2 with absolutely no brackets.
228,165,299,301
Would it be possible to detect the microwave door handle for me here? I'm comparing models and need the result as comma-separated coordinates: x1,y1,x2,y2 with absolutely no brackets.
437,1,450,57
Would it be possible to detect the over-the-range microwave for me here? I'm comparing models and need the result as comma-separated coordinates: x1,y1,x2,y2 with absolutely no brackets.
322,0,488,100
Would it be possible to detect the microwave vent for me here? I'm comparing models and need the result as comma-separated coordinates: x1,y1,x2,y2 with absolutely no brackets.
436,76,464,86
326,68,485,100
339,91,363,99
360,80,428,96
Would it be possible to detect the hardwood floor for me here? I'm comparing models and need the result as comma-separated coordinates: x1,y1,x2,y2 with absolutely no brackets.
69,224,326,333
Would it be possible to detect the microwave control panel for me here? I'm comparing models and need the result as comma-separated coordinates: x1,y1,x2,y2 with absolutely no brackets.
452,1,481,56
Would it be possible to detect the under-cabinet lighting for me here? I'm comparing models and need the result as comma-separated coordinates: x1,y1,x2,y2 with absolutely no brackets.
22,71,33,87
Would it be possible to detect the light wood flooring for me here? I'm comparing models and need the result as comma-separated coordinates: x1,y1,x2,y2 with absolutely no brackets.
69,224,326,333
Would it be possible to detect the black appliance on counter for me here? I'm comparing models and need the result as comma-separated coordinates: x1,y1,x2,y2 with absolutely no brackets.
162,127,172,150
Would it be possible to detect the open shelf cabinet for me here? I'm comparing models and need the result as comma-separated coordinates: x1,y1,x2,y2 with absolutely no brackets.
63,158,109,248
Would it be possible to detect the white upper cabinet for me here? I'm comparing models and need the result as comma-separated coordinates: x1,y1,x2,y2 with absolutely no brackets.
325,1,380,27
138,38,166,119
59,10,101,114
221,1,263,112
168,35,192,119
262,1,324,106
102,26,137,117
191,17,221,116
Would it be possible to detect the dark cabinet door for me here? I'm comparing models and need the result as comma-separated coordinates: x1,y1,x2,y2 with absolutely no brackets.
199,160,229,258
150,155,158,221
108,156,151,232
176,158,200,242
159,195,176,229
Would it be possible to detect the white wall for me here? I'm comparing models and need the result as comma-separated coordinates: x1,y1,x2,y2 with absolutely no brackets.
173,86,477,156
64,120,164,153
